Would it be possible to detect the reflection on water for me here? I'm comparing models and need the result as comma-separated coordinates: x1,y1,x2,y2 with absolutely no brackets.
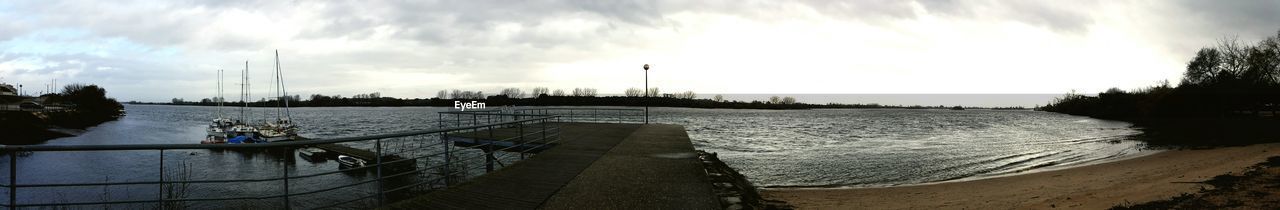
4,105,1151,207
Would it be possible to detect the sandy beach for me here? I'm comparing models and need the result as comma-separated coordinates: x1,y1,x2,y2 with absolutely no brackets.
762,143,1280,209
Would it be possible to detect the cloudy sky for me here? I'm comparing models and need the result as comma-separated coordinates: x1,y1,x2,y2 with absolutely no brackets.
1,0,1278,103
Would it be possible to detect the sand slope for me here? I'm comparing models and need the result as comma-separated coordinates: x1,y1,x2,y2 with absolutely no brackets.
762,143,1280,209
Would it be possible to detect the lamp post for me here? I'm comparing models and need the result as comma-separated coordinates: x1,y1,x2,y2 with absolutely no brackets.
643,64,649,124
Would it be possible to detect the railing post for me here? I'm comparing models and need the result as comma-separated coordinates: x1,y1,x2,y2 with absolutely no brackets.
158,149,166,209
484,146,494,172
9,151,17,210
441,132,450,187
282,147,290,209
375,138,384,206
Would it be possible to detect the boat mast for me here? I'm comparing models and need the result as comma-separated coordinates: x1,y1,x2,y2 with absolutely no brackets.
272,50,281,120
217,69,224,119
242,61,249,122
276,50,290,120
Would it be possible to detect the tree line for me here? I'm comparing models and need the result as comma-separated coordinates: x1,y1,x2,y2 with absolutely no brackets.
1039,30,1280,146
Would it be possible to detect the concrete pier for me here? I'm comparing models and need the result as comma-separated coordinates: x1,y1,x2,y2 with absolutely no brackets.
385,123,719,209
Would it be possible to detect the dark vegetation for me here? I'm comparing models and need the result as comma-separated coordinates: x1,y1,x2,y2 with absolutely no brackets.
1111,156,1280,210
2,84,124,144
42,84,126,128
1039,30,1280,146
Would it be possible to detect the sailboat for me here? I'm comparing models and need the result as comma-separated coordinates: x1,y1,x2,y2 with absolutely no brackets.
255,50,299,142
202,69,234,144
227,60,261,144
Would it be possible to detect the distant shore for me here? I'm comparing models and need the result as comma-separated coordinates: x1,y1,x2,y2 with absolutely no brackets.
761,143,1280,209
132,95,1029,110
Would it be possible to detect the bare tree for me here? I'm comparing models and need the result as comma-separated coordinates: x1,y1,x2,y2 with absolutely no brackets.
646,87,659,97
552,89,565,96
769,96,781,104
1217,36,1250,77
531,87,549,98
671,90,696,99
571,88,597,97
437,90,448,99
625,87,643,97
782,96,796,104
713,94,724,102
500,88,525,98
449,89,462,99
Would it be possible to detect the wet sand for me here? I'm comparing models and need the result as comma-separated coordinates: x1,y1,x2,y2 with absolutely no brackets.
762,143,1280,209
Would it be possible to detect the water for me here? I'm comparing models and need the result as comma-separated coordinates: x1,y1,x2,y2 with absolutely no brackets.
3,104,498,209
4,105,1149,207
654,108,1149,187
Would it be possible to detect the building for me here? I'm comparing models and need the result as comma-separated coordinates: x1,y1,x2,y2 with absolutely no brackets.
0,83,16,96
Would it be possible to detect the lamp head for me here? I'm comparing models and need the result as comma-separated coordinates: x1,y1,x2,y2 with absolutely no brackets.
643,64,649,71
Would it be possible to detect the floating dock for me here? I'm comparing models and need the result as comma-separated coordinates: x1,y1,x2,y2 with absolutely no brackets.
312,143,416,170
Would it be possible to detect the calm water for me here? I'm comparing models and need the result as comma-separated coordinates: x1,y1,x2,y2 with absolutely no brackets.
5,104,1149,207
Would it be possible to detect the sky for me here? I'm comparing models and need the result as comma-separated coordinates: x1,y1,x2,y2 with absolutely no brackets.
1,0,1279,104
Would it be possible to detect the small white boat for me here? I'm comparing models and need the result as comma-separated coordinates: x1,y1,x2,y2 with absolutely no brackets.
337,155,366,169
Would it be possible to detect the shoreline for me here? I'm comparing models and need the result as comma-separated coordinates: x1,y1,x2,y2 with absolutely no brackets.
762,148,1165,190
762,143,1280,209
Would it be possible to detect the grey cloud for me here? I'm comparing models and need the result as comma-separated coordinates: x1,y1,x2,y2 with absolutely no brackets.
1174,0,1280,39
8,1,207,46
5,0,1280,101
791,0,1097,33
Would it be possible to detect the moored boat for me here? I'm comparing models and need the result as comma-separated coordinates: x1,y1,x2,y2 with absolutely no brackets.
254,50,301,142
337,155,367,169
202,69,234,144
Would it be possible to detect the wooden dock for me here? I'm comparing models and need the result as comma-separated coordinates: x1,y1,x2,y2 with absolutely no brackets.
312,143,377,160
383,123,719,209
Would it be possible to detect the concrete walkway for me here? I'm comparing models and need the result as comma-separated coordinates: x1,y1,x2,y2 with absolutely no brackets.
385,123,718,210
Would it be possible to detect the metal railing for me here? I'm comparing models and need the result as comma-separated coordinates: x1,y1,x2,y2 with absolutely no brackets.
514,108,646,124
438,108,646,126
0,115,560,210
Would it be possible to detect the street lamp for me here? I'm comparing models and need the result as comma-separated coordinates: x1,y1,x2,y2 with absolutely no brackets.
643,64,649,124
